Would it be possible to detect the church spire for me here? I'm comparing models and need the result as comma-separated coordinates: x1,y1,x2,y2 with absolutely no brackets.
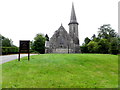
69,3,78,25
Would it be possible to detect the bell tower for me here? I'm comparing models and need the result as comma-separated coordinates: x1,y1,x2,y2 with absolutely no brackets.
68,3,80,53
68,3,79,44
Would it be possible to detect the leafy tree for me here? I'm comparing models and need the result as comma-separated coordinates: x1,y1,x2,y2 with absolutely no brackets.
80,37,91,53
109,37,119,54
2,38,13,47
45,34,49,41
97,39,109,54
80,44,89,53
0,34,13,47
31,33,46,54
98,24,117,40
87,41,99,53
91,34,96,40
93,37,100,42
91,34,101,42
84,37,91,45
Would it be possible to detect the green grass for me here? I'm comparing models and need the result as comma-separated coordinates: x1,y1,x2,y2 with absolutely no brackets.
2,54,118,88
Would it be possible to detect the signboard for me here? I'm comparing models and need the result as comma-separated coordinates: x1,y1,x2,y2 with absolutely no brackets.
18,40,30,61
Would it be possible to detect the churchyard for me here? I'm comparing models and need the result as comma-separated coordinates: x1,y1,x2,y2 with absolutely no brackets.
2,54,118,88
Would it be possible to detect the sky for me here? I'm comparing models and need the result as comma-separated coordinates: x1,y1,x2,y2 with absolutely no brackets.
0,0,119,47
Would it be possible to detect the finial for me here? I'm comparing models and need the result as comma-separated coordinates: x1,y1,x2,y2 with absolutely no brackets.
72,2,74,6
61,23,62,26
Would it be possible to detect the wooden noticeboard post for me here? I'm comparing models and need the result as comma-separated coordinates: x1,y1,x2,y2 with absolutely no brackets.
18,40,30,61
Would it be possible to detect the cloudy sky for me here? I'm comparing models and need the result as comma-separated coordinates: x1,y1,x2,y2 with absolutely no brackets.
0,0,119,46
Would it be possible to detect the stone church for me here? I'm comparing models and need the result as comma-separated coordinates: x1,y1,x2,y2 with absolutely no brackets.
45,3,81,53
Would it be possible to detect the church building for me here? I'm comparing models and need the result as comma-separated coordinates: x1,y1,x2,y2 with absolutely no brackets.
45,3,81,53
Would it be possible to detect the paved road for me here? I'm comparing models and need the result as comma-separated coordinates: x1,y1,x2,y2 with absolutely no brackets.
0,54,37,64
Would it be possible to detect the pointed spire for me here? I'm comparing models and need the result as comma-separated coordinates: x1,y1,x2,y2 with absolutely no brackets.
69,3,78,25
71,2,76,21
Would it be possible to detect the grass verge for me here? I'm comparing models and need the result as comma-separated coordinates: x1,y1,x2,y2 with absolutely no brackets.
2,54,118,88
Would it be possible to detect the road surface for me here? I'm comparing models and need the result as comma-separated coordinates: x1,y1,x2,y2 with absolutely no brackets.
0,54,37,64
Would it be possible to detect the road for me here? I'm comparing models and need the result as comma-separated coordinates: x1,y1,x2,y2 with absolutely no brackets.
0,54,37,64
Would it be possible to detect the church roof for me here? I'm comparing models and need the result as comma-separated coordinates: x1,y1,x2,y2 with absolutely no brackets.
58,23,66,31
51,24,69,39
69,3,78,25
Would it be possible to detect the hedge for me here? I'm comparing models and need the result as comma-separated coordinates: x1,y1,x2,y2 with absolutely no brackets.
2,47,18,55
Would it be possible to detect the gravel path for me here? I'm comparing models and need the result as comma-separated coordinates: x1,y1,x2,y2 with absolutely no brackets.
0,54,37,64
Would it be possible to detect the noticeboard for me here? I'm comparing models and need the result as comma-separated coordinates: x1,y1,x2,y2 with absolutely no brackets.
18,40,30,61
20,41,30,52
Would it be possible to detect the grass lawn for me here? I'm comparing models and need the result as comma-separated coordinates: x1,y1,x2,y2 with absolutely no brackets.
2,54,118,88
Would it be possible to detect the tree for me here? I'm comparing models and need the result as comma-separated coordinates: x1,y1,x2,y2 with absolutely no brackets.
0,34,13,47
45,34,49,41
80,44,89,53
91,34,96,40
98,24,117,40
31,33,46,54
109,37,119,54
80,37,91,53
91,34,100,42
97,39,109,54
2,38,13,47
87,41,99,53
84,37,91,45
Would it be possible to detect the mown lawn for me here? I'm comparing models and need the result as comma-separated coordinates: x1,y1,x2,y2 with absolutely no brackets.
2,54,118,88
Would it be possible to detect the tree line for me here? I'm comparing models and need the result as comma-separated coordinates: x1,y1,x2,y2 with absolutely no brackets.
0,34,18,55
80,24,120,54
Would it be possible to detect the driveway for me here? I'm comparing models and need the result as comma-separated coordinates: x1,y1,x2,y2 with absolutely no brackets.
0,54,37,64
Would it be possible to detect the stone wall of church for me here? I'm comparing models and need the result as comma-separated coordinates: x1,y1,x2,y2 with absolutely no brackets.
53,48,71,53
